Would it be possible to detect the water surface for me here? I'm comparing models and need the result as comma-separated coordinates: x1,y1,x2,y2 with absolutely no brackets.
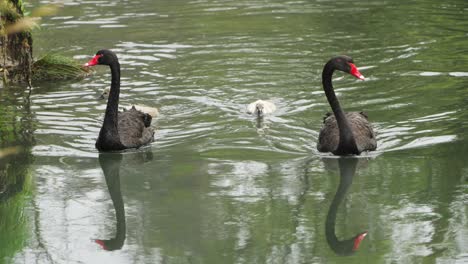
1,0,467,263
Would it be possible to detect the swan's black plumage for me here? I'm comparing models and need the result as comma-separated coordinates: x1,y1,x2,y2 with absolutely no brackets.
85,50,154,151
317,56,376,155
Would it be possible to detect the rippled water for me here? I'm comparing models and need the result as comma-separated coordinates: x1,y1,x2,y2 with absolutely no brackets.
1,0,467,263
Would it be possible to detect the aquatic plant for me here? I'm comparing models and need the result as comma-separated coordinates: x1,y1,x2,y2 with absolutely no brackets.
32,53,91,81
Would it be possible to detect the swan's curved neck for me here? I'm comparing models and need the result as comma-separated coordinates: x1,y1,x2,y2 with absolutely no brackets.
102,62,121,136
322,62,358,155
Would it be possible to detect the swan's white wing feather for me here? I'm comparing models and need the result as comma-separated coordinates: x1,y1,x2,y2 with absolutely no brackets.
122,105,159,117
247,101,258,114
262,101,276,114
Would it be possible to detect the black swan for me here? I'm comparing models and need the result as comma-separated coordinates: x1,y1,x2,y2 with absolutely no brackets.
95,153,126,251
325,158,367,255
84,49,154,151
317,56,376,155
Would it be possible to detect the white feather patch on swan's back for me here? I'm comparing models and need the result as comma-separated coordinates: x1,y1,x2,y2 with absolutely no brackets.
247,100,276,114
101,88,159,117
122,105,159,118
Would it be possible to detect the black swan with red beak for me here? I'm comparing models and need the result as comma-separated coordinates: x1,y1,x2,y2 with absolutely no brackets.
317,56,376,155
325,158,368,255
85,49,154,151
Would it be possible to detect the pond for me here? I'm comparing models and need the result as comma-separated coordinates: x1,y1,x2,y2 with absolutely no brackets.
1,0,467,263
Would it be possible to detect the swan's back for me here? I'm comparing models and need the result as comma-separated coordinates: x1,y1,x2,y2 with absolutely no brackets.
118,107,154,148
317,112,376,154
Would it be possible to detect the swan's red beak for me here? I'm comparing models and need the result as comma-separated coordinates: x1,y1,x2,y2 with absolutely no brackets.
348,63,365,80
84,54,102,67
95,239,108,250
352,232,368,251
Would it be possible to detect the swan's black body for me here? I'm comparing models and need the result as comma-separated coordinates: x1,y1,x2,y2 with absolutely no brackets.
317,56,376,155
325,158,367,255
86,50,154,151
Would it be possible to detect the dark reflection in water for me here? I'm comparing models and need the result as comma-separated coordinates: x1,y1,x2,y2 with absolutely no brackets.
0,86,35,262
255,115,264,130
95,153,126,251
324,158,367,256
0,86,35,201
95,150,154,251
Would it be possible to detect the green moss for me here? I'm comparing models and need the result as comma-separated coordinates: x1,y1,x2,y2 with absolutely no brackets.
0,0,20,20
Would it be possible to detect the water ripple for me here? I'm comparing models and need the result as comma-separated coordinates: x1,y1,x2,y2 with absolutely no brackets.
29,0,467,160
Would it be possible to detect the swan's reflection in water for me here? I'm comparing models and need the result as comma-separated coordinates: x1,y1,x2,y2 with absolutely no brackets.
95,153,126,251
324,158,368,256
95,151,153,251
256,115,264,130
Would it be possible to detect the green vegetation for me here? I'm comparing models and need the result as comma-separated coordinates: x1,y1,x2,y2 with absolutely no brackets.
32,53,91,81
0,0,22,20
1,0,87,84
0,1,59,36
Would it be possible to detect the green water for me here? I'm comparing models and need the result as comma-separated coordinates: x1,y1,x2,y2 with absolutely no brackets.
1,0,467,263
